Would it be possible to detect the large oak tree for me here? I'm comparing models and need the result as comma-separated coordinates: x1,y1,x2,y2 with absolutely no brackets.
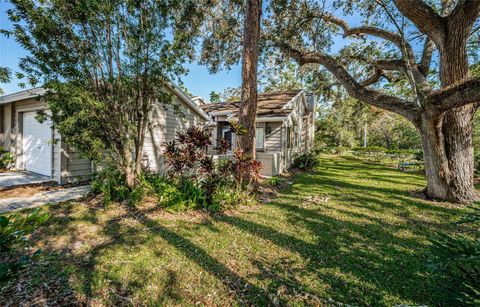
268,0,480,203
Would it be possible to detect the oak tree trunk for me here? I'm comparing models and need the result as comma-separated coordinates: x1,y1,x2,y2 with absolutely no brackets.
419,27,479,203
238,0,262,159
419,107,478,203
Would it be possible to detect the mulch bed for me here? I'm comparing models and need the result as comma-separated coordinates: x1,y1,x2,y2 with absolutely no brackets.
0,182,63,199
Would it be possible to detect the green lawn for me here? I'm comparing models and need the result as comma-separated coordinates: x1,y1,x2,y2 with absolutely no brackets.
1,155,473,306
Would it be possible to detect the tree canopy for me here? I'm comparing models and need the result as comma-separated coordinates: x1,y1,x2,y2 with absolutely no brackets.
7,0,203,187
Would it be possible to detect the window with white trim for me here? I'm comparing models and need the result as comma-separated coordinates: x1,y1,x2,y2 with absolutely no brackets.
256,127,264,150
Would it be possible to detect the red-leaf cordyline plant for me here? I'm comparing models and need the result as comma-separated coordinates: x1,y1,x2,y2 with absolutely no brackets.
215,137,231,154
163,126,263,206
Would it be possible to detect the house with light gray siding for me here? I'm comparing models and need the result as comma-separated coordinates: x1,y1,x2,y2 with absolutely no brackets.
200,90,316,176
0,84,209,184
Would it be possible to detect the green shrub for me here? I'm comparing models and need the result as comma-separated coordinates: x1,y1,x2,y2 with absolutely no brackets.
429,206,480,305
145,174,208,211
353,147,423,164
352,146,387,153
292,152,320,170
212,186,255,212
413,150,424,162
0,146,14,170
144,173,256,212
91,167,147,205
162,127,262,211
0,209,49,284
266,176,284,186
333,146,349,155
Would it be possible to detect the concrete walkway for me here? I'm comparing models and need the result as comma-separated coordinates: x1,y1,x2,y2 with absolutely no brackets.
0,185,90,214
0,171,54,189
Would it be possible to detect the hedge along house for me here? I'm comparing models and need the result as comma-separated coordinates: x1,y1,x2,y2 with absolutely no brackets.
200,90,316,176
0,84,209,184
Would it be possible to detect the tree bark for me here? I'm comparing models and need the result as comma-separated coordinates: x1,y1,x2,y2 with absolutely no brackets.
125,147,136,189
238,0,262,159
418,107,477,204
418,18,478,204
425,25,479,203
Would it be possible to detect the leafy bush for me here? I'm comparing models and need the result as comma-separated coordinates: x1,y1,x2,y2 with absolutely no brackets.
0,146,14,170
0,209,49,284
333,146,349,155
215,137,230,154
212,186,255,211
157,180,208,212
429,206,480,305
352,146,386,153
266,176,284,186
91,166,147,205
413,149,424,162
353,146,423,165
230,148,263,187
145,174,254,212
292,151,320,170
162,127,260,211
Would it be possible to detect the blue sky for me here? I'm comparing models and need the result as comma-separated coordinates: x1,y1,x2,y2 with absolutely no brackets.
0,1,242,99
0,1,361,100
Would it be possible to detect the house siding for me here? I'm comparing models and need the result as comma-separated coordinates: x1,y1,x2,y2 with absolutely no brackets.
265,122,282,152
52,130,62,182
1,104,13,150
61,147,92,184
143,94,206,174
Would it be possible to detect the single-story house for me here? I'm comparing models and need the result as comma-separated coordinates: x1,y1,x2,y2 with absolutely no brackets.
0,84,209,184
200,89,316,176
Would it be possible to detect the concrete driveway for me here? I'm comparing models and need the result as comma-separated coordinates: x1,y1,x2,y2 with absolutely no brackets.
0,171,54,189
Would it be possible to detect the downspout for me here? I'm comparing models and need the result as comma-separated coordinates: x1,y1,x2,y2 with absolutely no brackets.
51,125,54,179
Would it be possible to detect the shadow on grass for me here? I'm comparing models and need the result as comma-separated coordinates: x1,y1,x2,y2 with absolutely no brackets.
2,155,463,305
20,201,271,306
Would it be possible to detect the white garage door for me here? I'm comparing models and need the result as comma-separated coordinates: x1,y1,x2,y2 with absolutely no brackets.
23,111,52,176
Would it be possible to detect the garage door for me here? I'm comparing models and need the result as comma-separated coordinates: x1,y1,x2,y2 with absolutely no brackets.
22,111,52,176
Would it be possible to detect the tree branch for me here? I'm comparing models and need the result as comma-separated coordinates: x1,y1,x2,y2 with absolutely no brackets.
429,77,480,111
449,0,480,35
419,37,435,76
393,0,446,47
360,68,385,87
276,42,419,122
324,14,433,95
326,15,414,60
344,53,406,71
373,59,406,71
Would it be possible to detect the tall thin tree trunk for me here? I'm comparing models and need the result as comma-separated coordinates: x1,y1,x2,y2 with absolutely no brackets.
238,0,262,160
125,147,136,189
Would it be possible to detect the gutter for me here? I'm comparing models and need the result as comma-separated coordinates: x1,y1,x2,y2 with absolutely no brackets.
226,116,287,122
0,87,46,105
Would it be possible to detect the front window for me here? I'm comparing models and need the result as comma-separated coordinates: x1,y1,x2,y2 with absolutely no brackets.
287,126,294,148
256,127,264,150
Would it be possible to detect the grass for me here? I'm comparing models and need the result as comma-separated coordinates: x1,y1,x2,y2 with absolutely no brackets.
1,154,474,306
